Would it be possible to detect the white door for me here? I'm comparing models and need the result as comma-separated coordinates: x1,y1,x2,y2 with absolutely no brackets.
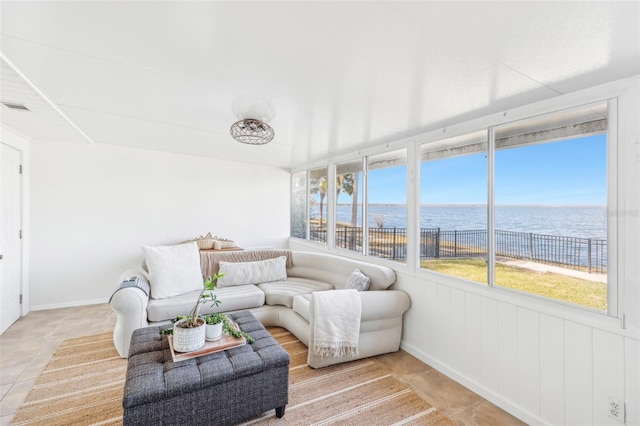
0,142,23,334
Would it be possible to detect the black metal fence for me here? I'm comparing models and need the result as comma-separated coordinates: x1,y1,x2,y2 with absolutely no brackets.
310,225,607,274
494,230,607,274
420,228,487,258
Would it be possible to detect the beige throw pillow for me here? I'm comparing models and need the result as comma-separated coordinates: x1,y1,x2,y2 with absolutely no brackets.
217,256,287,287
213,239,238,250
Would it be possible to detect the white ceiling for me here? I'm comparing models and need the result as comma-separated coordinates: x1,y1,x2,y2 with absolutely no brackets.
1,1,638,169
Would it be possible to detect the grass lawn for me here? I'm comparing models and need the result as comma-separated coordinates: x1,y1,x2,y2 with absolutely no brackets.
421,258,607,311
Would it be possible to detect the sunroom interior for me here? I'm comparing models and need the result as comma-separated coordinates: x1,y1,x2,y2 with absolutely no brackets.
1,2,639,425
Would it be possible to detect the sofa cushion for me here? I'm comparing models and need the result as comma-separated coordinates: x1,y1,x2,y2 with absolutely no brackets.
340,268,371,291
292,294,312,322
146,284,265,322
142,242,203,299
217,256,287,287
258,279,333,307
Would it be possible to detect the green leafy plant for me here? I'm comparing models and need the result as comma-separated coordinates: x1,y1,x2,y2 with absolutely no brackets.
204,312,227,325
163,313,254,343
160,273,255,343
176,272,225,329
223,318,254,343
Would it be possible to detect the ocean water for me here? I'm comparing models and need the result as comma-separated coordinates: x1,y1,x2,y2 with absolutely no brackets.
318,204,607,239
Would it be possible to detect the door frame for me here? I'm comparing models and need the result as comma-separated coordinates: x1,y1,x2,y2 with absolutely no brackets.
1,125,30,319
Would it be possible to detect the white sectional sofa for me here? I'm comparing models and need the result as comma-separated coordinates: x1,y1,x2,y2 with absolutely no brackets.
110,248,411,368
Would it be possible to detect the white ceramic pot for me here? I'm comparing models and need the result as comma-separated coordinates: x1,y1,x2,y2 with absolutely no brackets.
172,318,206,352
205,322,224,341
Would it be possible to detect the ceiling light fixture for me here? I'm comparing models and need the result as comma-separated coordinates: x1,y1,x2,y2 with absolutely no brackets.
230,118,275,145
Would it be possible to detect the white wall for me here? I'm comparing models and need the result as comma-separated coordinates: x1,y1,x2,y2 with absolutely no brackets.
29,141,290,309
290,76,640,425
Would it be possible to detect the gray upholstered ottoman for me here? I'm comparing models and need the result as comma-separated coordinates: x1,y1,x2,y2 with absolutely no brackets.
123,311,289,425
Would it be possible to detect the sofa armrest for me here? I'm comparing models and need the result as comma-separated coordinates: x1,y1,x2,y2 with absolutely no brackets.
111,272,150,358
306,289,410,368
360,290,411,321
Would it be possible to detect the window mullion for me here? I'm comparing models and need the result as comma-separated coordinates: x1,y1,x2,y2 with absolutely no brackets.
607,98,618,318
487,127,496,287
362,157,369,256
327,163,336,249
305,170,310,241
405,141,419,271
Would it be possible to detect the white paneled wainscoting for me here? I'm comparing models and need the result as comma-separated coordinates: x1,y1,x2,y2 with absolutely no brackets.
396,271,639,426
289,238,640,426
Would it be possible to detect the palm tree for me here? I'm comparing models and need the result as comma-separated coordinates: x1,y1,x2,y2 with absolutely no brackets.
310,177,328,226
335,173,360,250
312,173,357,229
336,173,354,199
311,173,357,226
349,174,358,226
335,173,358,226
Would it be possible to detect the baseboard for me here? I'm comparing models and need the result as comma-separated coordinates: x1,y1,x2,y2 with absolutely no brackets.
30,298,109,311
400,340,547,426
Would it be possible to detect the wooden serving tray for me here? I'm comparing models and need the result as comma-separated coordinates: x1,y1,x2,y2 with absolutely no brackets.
168,321,246,362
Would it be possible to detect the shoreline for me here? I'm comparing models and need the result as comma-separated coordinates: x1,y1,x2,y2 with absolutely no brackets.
332,203,607,208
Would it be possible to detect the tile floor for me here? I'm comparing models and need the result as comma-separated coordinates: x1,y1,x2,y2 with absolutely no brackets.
0,304,525,425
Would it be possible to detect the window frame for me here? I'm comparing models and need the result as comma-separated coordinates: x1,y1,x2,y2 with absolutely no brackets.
414,98,619,322
366,148,408,262
290,170,308,240
290,79,633,327
333,158,366,255
307,166,329,246
417,130,489,282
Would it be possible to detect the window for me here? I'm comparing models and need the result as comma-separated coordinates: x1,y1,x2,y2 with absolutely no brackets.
308,167,328,243
290,97,615,314
335,159,364,253
493,101,609,311
420,131,488,282
418,101,610,312
290,171,307,239
367,149,407,261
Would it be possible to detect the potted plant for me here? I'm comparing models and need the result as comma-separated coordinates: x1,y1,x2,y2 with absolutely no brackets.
204,312,227,341
172,273,224,352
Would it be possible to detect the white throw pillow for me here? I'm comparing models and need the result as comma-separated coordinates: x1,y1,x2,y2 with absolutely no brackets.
141,242,203,299
344,268,371,291
217,256,287,287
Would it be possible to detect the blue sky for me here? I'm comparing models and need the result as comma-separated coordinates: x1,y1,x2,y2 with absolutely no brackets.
362,134,607,205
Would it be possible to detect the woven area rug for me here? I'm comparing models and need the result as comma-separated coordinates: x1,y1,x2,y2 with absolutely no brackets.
13,328,453,426
12,332,126,425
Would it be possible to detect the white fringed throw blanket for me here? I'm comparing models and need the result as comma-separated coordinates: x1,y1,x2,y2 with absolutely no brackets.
312,289,361,358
